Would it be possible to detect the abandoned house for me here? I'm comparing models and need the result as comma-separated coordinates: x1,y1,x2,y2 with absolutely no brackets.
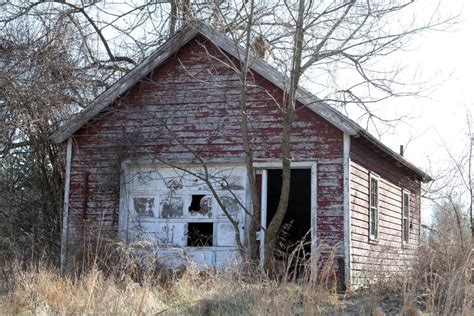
52,22,432,287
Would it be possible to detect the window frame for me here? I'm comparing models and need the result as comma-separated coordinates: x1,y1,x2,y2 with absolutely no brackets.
402,190,411,244
369,173,380,241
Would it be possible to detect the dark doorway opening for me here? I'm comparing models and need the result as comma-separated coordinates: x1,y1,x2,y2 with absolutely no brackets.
266,169,312,276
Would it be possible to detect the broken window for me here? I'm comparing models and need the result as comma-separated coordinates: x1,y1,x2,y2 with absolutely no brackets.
187,222,213,247
133,197,155,217
188,195,213,217
125,165,246,258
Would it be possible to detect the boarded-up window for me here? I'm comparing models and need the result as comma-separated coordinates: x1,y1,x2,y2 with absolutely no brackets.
369,176,379,240
402,191,410,243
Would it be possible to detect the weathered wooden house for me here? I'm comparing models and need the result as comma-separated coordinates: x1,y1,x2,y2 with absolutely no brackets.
52,23,431,287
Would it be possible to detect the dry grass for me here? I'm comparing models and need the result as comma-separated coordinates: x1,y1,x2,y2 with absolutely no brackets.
0,261,342,315
0,239,472,315
0,240,350,315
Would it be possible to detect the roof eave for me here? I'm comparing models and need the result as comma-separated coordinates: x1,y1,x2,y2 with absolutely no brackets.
358,130,433,183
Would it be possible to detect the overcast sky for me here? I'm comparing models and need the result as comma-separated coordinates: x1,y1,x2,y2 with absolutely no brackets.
371,0,473,224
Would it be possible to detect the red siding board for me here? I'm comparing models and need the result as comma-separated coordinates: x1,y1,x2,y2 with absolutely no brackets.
66,35,345,273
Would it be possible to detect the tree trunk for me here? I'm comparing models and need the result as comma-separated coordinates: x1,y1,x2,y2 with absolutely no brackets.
238,0,261,264
263,0,306,271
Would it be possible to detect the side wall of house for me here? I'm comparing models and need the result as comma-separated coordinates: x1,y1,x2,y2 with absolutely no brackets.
64,35,346,270
349,137,421,285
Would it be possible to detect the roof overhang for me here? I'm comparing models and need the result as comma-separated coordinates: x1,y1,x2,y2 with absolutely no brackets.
357,130,432,183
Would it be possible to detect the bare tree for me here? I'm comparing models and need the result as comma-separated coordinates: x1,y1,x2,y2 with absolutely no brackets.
0,0,455,271
236,0,454,268
0,15,100,262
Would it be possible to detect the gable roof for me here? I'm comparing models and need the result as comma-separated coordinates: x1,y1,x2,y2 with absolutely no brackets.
51,22,431,182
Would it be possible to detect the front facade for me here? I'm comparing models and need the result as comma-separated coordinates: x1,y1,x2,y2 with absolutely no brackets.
53,23,430,287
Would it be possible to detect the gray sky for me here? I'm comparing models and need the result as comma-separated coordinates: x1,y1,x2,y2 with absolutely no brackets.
375,0,473,224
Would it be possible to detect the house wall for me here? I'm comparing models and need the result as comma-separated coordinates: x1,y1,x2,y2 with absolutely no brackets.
65,35,345,270
349,137,421,285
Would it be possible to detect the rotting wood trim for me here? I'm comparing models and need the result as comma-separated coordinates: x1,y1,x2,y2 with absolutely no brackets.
310,162,318,283
60,138,73,275
259,169,268,268
254,161,318,276
118,160,131,244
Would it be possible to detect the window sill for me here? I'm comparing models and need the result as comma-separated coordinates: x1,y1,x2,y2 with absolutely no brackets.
368,238,379,245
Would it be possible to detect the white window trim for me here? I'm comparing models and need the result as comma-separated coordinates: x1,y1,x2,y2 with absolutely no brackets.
369,173,380,241
402,189,411,244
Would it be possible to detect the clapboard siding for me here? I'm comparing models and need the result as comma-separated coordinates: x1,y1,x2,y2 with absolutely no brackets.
66,35,345,264
350,137,421,284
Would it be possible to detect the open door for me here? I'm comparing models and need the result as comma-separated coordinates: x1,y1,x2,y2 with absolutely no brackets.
258,163,317,278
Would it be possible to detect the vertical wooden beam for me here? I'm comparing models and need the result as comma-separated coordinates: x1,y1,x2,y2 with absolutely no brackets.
60,137,73,275
310,162,318,282
259,169,268,268
118,160,131,244
343,133,352,289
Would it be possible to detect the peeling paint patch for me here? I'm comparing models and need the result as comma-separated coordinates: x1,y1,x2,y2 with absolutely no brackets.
158,223,184,245
133,197,155,217
161,196,184,218
219,196,240,220
219,175,244,190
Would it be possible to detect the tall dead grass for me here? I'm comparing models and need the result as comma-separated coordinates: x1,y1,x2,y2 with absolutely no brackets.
0,240,342,315
0,238,472,315
1,262,340,315
358,239,473,315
